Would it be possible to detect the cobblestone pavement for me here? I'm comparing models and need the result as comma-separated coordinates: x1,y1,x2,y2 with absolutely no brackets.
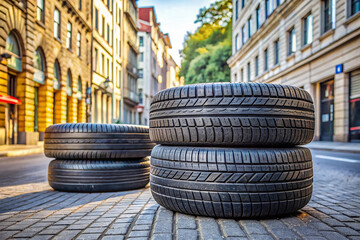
0,150,359,240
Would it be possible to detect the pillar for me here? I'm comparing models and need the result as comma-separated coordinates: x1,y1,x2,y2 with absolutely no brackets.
333,72,349,142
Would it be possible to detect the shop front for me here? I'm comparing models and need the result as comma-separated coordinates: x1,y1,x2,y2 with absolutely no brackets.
350,69,360,142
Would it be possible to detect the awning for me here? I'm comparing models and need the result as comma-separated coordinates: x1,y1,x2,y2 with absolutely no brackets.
0,95,22,105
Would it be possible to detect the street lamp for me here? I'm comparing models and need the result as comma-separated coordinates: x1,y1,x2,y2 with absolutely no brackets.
0,53,11,62
103,77,111,88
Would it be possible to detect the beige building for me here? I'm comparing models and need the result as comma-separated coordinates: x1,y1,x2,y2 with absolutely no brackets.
91,0,123,124
137,7,182,125
0,0,91,145
228,0,360,142
121,0,139,124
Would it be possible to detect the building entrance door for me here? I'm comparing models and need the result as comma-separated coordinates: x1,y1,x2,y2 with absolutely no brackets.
320,80,334,141
7,74,17,144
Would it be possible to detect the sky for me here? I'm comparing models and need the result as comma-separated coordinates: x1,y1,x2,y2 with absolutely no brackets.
137,0,215,66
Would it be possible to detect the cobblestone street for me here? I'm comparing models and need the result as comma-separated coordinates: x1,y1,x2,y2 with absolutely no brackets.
0,150,359,240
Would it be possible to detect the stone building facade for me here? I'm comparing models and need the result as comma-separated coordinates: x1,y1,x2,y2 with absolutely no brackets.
137,7,181,126
228,0,360,142
0,0,91,145
91,0,123,124
121,0,139,124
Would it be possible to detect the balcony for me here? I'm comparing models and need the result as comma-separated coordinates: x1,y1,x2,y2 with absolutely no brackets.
123,88,139,106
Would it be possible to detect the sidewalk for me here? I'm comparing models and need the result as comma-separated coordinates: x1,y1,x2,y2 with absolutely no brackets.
0,143,43,158
306,141,360,154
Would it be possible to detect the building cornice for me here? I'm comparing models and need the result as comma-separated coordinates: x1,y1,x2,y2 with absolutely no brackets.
257,28,360,84
228,0,301,67
60,0,92,33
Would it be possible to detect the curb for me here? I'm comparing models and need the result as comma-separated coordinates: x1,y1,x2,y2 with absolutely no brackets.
0,148,44,158
307,146,360,154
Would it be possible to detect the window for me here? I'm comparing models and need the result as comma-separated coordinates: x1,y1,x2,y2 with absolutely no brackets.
241,0,245,8
139,36,144,46
94,48,98,71
107,0,111,9
241,68,244,82
247,62,251,82
67,70,72,96
242,25,245,44
54,9,61,39
350,0,360,16
95,8,99,31
34,48,45,84
37,0,45,23
66,22,72,49
323,0,336,33
288,27,296,55
34,87,39,132
107,24,110,43
248,17,252,38
106,58,110,77
77,77,82,100
101,53,105,74
265,0,273,19
264,49,268,71
138,69,143,78
235,34,239,51
118,8,121,25
235,0,239,20
102,16,105,37
276,0,281,7
303,14,313,45
117,69,121,88
79,0,82,10
119,39,121,57
53,60,61,90
77,32,81,57
234,73,238,82
256,5,261,30
255,56,259,76
274,39,279,65
140,52,144,62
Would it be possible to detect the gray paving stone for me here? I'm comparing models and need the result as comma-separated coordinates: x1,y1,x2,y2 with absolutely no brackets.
52,230,81,240
218,219,246,237
152,233,173,240
82,227,106,234
102,235,125,240
176,213,196,229
240,220,269,235
249,234,275,240
333,227,360,236
198,217,222,239
128,230,150,237
176,229,198,240
153,208,173,234
30,234,54,240
76,233,101,240
105,227,129,235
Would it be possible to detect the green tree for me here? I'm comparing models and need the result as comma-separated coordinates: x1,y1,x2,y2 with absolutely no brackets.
180,0,232,85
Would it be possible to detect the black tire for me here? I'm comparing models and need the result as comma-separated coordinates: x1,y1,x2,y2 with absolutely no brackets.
149,83,314,147
150,145,313,218
44,123,155,159
48,158,150,192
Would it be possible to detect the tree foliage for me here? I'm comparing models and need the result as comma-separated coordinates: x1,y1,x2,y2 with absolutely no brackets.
180,0,232,85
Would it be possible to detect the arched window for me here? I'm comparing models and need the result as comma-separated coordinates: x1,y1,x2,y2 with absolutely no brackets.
77,77,82,100
53,60,61,90
66,70,72,96
6,32,22,71
34,48,45,84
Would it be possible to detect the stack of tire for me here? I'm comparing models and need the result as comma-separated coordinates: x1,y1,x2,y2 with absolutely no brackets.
149,83,315,218
44,124,155,192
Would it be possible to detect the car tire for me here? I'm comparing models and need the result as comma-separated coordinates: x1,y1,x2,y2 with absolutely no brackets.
48,158,150,192
150,83,315,147
150,145,313,218
44,123,155,159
